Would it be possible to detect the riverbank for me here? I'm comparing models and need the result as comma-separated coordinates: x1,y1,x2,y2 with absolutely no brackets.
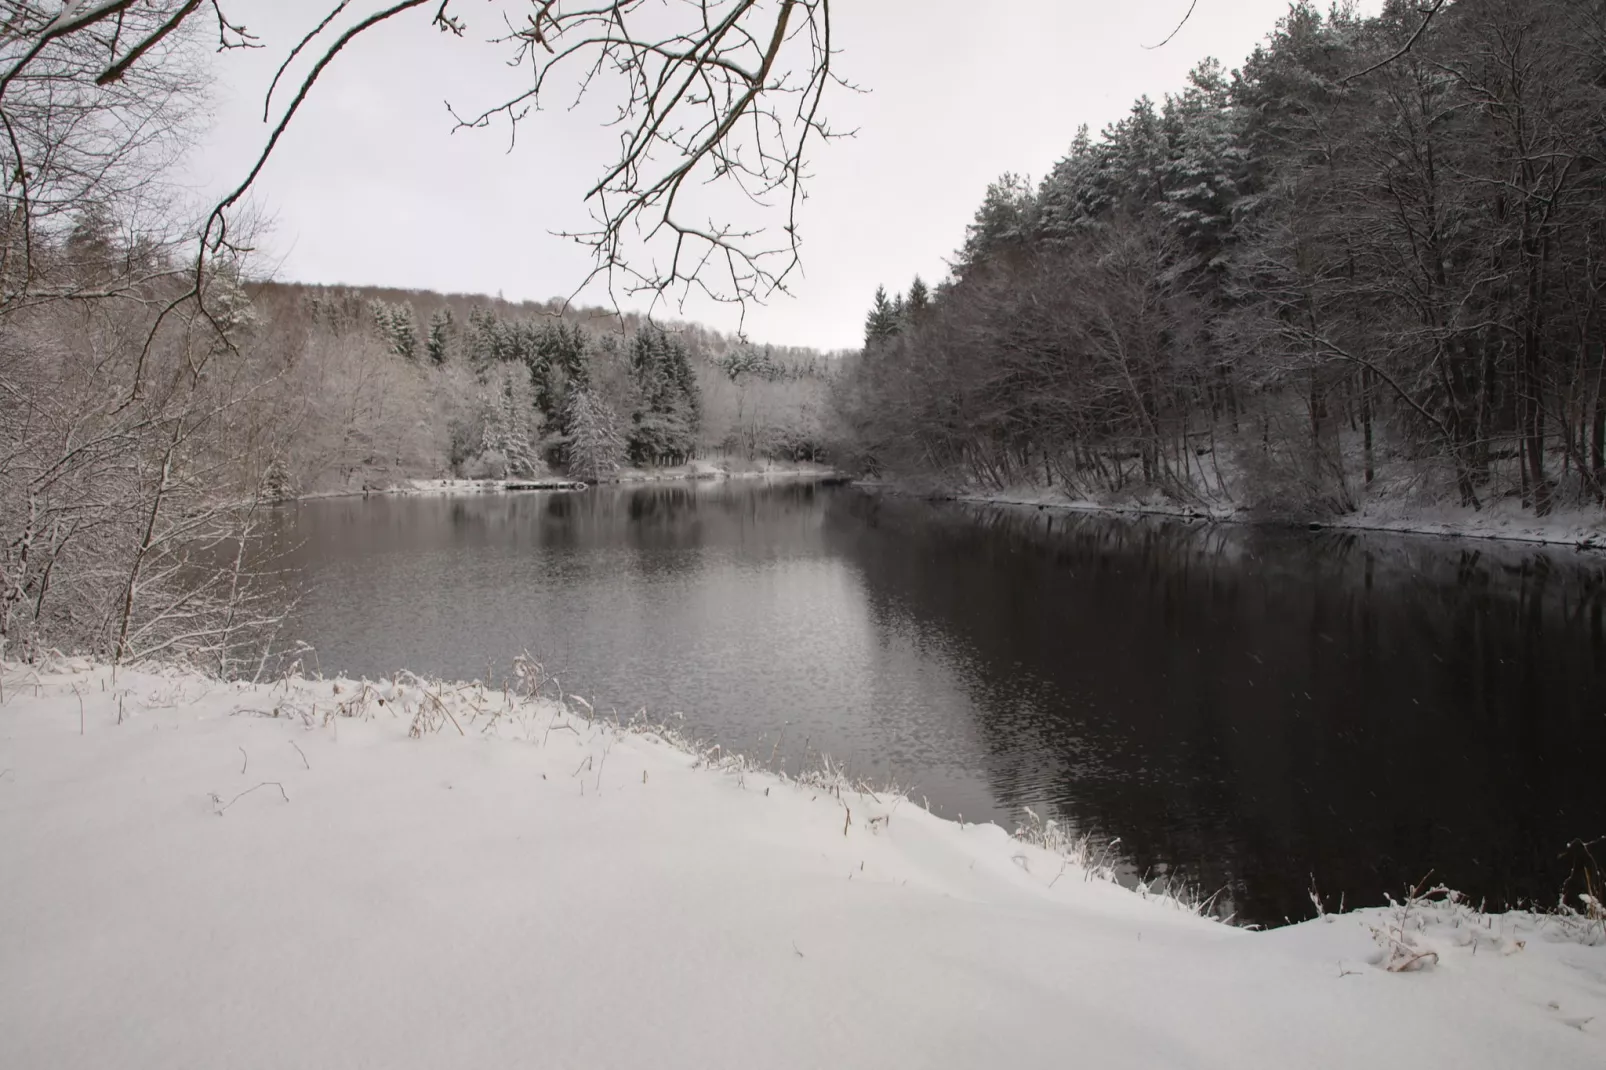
859,479,1606,552
366,460,842,498
3,660,1601,1068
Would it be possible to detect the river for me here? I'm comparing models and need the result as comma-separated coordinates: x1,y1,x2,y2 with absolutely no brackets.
267,479,1606,926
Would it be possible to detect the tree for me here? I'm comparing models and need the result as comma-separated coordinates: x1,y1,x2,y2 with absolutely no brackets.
830,0,1606,523
626,327,700,465
0,1,205,313
370,300,418,361
0,1,843,321
957,174,1038,276
426,309,453,366
466,305,499,372
864,286,901,348
1,0,847,668
564,389,625,483
906,277,930,317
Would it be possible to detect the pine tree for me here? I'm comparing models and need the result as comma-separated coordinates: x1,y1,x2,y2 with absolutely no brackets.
626,326,699,464
863,285,901,348
1160,58,1244,270
957,173,1038,273
564,388,625,483
1036,126,1104,241
368,300,418,361
467,305,498,372
470,365,542,477
392,301,418,361
426,308,453,365
906,276,930,316
260,457,294,501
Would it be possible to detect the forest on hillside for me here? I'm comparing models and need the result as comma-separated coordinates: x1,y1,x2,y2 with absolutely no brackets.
831,0,1606,520
244,283,835,496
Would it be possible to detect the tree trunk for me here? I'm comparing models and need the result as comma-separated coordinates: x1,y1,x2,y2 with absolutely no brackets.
1361,366,1374,486
1592,361,1605,503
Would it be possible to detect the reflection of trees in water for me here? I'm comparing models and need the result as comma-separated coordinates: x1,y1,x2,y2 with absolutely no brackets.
826,493,1606,925
534,481,826,552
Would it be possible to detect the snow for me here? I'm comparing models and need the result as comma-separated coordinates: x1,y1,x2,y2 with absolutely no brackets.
1327,496,1606,550
865,478,1606,552
3,661,1603,1069
376,461,840,497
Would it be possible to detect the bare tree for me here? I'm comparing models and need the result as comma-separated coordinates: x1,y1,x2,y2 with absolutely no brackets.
1,1,845,671
3,1,844,328
0,1,206,311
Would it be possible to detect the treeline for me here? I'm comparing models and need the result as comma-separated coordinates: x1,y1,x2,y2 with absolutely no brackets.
833,0,1606,518
246,282,835,496
2,227,835,664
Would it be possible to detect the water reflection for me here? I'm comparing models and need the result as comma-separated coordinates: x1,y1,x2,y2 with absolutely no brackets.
825,495,1606,923
268,483,1606,926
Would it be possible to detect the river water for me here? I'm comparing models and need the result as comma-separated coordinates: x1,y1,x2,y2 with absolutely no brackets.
267,480,1606,926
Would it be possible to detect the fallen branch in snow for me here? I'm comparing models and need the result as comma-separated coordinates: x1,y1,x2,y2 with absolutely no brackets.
289,741,309,770
212,781,289,815
238,746,247,775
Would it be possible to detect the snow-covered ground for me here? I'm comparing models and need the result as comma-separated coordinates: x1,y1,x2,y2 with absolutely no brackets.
1326,496,1606,549
3,661,1602,1068
388,460,839,496
612,457,839,484
863,479,1606,551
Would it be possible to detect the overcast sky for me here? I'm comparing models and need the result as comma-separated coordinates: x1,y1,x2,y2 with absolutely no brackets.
188,1,1379,351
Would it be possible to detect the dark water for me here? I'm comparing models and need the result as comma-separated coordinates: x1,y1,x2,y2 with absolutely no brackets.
268,481,1606,926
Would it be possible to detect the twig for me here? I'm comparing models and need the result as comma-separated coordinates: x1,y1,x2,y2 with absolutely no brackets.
1142,0,1198,51
214,781,289,814
289,740,309,770
238,746,247,775
1342,0,1447,83
72,684,83,735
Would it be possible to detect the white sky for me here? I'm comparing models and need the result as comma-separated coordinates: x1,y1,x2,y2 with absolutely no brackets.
187,1,1381,351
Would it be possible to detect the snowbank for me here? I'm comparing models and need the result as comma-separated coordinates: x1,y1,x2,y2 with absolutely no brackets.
2,662,1601,1069
863,479,1606,551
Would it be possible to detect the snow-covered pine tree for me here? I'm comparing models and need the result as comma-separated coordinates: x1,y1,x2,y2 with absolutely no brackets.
468,365,542,477
906,276,930,317
1160,58,1245,272
626,326,699,464
956,173,1037,275
1036,126,1104,242
466,305,498,374
368,300,419,361
426,308,454,365
563,388,625,483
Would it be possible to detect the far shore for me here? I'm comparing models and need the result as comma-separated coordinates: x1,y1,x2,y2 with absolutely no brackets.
856,479,1606,553
290,460,845,502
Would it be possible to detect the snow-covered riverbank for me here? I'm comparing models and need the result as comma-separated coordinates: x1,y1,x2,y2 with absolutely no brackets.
861,480,1606,552
2,661,1601,1068
383,460,841,498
